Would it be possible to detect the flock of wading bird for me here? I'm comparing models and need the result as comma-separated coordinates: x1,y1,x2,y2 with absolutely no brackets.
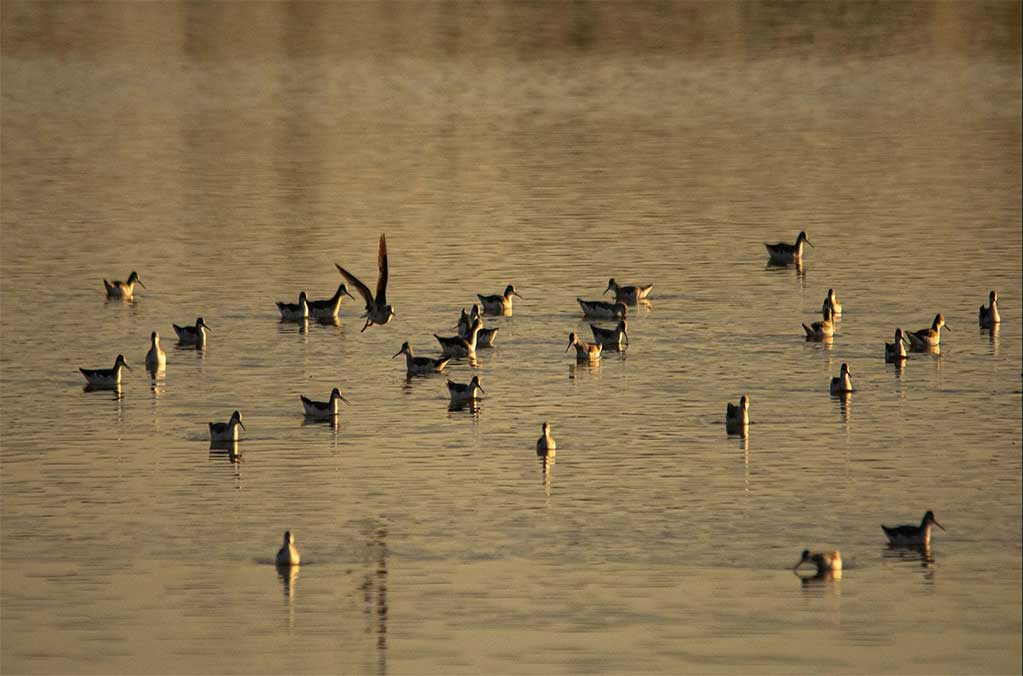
83,231,1001,575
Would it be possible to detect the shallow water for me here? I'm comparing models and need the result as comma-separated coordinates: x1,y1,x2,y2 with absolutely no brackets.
2,2,1021,674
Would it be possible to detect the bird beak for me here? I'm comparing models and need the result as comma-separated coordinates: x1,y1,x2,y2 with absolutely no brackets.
565,343,572,352
944,324,952,332
603,284,612,296
934,519,945,531
514,291,525,300
806,239,815,248
340,396,352,406
344,288,356,300
123,363,132,370
239,421,247,431
137,281,146,289
478,385,486,394
392,350,402,359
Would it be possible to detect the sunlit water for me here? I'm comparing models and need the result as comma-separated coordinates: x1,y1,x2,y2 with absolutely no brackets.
2,3,1021,674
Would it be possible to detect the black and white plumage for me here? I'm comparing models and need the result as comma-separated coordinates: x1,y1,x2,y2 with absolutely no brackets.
173,317,212,347
882,511,945,547
392,342,450,375
765,231,813,264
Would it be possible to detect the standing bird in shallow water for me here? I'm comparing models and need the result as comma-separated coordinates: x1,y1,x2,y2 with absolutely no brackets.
536,422,556,454
905,313,950,350
885,328,909,363
300,387,349,419
566,331,602,362
979,291,1000,328
477,284,524,316
882,510,945,547
103,271,145,299
590,319,629,351
604,278,653,305
726,395,749,427
822,288,842,318
446,375,485,402
392,342,450,375
306,283,356,319
276,531,301,567
80,354,130,388
765,231,813,264
173,317,212,348
145,331,166,372
803,307,835,340
829,363,853,394
793,549,842,574
276,291,309,320
209,410,245,442
335,234,395,332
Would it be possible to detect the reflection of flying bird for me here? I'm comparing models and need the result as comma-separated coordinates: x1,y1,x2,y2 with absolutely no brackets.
335,234,395,332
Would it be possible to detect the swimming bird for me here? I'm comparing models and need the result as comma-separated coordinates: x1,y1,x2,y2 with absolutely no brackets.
822,288,842,318
80,354,130,388
803,307,835,340
173,317,212,347
335,233,395,332
979,290,1000,328
726,395,749,426
536,421,556,454
885,328,909,363
765,231,813,264
882,510,945,547
477,284,524,316
103,271,145,299
392,341,450,375
300,387,350,419
604,278,653,305
590,319,629,350
477,326,500,348
209,410,245,442
566,331,602,361
306,283,356,319
577,298,627,320
145,331,166,372
435,318,483,358
905,313,950,350
793,549,842,574
275,531,301,567
447,375,485,402
276,291,309,320
829,362,853,394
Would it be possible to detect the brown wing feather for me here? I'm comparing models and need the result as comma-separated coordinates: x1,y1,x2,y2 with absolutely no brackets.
375,233,388,305
335,263,373,309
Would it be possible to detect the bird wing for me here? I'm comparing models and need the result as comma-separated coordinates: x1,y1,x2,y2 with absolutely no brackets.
335,263,373,308
375,234,388,305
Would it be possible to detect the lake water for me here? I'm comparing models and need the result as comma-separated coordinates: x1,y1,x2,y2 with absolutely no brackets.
2,2,1021,674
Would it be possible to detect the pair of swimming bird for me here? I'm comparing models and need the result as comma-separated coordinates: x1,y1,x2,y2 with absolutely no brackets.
794,511,945,576
275,284,357,321
209,388,351,441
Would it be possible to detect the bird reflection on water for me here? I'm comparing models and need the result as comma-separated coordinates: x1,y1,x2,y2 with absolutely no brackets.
358,525,388,676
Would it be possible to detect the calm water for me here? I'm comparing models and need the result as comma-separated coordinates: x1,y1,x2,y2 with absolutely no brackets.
2,2,1021,674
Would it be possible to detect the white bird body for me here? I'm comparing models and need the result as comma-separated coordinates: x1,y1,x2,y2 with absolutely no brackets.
536,422,556,454
829,363,853,394
803,307,835,340
145,331,166,371
906,313,949,350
